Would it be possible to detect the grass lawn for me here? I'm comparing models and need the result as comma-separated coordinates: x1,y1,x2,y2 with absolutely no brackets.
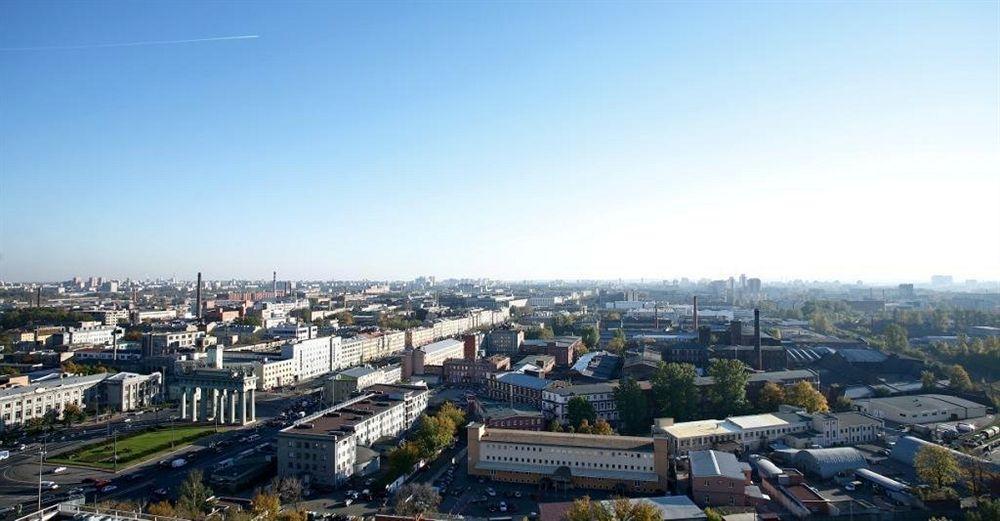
49,425,215,470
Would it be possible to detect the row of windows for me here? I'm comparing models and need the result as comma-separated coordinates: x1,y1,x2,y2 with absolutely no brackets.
488,443,650,459
483,454,653,472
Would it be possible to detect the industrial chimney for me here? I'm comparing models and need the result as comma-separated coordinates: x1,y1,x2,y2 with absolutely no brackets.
692,296,699,332
272,271,277,296
754,308,762,370
195,272,202,320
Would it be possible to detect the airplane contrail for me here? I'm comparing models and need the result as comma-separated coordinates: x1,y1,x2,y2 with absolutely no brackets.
0,34,259,52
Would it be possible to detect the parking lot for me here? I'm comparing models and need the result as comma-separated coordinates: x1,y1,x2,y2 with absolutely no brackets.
428,456,623,519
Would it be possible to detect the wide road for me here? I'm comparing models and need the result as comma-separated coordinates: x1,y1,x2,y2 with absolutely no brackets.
0,388,317,512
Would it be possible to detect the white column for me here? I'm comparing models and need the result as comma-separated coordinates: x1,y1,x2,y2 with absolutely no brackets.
240,390,247,425
249,389,256,422
229,389,237,424
180,387,188,420
210,389,219,419
190,388,199,422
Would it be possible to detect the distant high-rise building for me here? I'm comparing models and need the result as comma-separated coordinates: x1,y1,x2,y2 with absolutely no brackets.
898,284,915,299
931,275,953,286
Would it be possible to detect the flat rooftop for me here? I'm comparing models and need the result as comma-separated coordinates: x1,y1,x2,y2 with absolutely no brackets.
859,394,987,414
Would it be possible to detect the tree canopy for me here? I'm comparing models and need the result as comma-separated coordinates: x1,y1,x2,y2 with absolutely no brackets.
650,362,697,421
567,396,597,428
783,381,829,412
614,378,648,435
707,359,749,417
914,444,959,490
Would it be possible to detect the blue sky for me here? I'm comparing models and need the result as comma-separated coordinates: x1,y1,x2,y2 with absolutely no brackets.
1,1,997,282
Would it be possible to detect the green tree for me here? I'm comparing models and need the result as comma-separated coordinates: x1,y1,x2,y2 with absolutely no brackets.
436,401,466,433
526,326,554,340
756,381,785,412
810,312,832,334
607,329,627,356
914,444,959,490
567,396,597,428
592,419,616,436
831,395,853,412
563,496,659,521
233,315,262,327
704,509,724,521
614,378,648,435
965,497,1000,521
548,420,564,432
415,414,454,455
650,362,698,421
277,511,307,521
707,359,749,417
147,500,176,518
921,370,936,391
387,441,422,478
948,364,973,391
581,326,599,350
884,323,909,351
61,403,86,426
177,470,213,517
335,311,355,326
783,381,829,412
250,492,281,521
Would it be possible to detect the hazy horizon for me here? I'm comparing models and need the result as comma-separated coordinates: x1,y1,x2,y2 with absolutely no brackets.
2,1,998,282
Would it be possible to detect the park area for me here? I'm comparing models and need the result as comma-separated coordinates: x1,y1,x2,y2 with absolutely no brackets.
49,425,215,470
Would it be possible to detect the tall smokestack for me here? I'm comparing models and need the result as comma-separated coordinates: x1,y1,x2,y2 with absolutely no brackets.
36,287,41,307
692,296,699,332
754,308,762,370
273,271,277,296
195,272,202,320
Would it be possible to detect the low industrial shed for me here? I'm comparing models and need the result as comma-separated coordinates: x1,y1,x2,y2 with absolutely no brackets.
792,447,867,479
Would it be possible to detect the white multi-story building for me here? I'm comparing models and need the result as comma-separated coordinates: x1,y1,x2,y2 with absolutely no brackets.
659,407,884,455
281,336,342,381
87,309,130,326
405,326,435,348
277,384,429,487
542,382,619,425
130,309,177,323
358,331,406,363
336,337,363,370
323,364,403,403
271,322,317,341
57,325,120,346
0,374,106,430
254,357,298,390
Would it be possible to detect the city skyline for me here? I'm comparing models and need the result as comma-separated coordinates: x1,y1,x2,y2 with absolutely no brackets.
2,1,998,282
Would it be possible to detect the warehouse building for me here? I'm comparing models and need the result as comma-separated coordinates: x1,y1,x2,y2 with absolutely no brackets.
466,423,669,493
852,394,988,424
791,447,867,479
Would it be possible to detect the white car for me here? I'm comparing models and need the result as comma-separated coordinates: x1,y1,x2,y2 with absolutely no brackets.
100,485,117,493
40,481,58,490
52,467,67,474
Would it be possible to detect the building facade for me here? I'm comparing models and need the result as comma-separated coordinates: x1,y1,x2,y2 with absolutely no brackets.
467,423,669,493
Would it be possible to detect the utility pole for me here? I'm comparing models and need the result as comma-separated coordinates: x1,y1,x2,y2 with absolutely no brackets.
113,429,118,473
37,437,47,511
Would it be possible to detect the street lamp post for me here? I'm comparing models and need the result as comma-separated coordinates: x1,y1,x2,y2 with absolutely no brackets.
37,437,47,511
